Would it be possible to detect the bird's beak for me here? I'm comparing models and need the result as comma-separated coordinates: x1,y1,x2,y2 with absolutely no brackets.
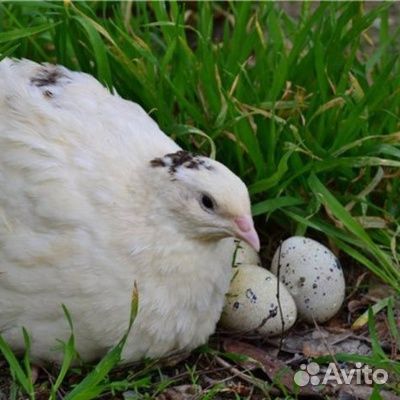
233,215,260,252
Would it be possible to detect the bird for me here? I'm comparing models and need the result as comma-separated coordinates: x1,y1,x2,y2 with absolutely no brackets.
0,58,259,364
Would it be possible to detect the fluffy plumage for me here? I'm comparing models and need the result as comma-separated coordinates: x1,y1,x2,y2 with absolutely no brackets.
0,58,259,364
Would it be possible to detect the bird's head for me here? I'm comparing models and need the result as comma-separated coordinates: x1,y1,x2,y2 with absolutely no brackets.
149,150,260,252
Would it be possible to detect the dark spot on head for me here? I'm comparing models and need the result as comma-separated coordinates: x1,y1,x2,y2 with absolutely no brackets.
150,150,213,175
233,301,240,310
305,298,310,304
30,66,68,88
312,283,318,289
43,90,54,98
323,292,326,296
150,158,166,167
330,268,334,272
186,159,206,169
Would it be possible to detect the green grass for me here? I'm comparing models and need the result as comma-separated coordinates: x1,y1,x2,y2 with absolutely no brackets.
0,1,399,398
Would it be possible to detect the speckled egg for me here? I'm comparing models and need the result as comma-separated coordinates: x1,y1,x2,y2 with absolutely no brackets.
220,265,297,336
232,239,261,266
270,236,345,323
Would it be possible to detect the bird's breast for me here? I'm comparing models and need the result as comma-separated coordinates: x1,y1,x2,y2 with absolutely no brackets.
120,239,233,361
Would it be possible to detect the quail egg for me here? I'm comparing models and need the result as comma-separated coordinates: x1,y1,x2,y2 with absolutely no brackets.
270,236,345,323
232,239,261,266
220,265,297,336
222,238,261,266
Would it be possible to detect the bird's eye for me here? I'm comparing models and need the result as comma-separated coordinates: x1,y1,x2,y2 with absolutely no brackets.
201,194,215,211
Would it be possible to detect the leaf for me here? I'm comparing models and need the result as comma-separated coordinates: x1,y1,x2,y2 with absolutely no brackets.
309,174,372,242
352,297,391,330
72,16,112,87
249,151,293,194
252,196,304,217
309,97,345,123
367,308,387,359
0,23,55,43
308,173,398,289
386,297,400,352
50,306,77,400
0,334,34,399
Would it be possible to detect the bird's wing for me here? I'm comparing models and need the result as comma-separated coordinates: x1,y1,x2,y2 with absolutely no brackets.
0,58,180,337
0,57,180,237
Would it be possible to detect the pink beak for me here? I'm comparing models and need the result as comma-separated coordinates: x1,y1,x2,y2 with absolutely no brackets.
234,215,260,252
